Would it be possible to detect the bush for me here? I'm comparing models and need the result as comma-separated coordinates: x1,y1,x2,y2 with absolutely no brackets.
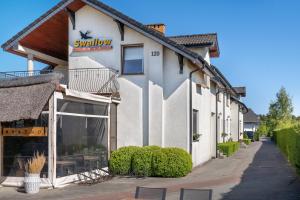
152,147,192,177
274,127,300,174
109,146,140,175
218,142,240,157
132,146,160,176
143,145,161,151
243,133,248,139
243,139,252,145
109,146,192,178
254,131,260,141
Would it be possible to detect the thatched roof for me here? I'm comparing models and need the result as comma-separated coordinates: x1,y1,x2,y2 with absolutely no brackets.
0,73,63,122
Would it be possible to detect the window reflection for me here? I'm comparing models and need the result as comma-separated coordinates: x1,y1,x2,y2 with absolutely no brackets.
56,100,108,178
2,114,49,177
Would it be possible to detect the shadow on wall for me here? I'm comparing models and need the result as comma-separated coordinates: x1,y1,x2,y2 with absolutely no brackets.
220,139,300,200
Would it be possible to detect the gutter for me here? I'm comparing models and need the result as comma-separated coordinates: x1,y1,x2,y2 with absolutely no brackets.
230,96,248,114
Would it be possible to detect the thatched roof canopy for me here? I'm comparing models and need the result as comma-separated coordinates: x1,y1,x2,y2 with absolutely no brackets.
0,73,63,122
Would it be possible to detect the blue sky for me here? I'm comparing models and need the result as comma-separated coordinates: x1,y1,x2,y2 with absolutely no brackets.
0,0,299,115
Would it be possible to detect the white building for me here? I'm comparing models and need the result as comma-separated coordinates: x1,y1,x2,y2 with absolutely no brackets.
0,0,247,187
244,108,260,133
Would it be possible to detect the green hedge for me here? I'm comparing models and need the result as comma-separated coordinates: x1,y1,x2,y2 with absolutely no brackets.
218,142,240,157
243,139,252,145
254,132,260,141
152,147,192,178
109,146,192,177
274,127,300,174
132,148,154,176
109,146,140,175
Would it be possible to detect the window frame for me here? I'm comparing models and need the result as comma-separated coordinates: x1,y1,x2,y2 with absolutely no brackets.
192,109,199,135
226,94,230,107
121,44,144,75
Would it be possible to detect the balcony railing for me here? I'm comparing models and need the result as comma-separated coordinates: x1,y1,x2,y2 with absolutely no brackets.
0,68,120,95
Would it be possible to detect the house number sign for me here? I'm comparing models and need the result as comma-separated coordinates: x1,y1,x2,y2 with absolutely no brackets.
151,51,160,56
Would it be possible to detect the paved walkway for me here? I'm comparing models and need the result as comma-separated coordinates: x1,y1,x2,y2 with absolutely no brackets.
1,138,300,200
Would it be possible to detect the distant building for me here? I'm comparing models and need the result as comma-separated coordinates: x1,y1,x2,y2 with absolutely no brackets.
244,109,260,133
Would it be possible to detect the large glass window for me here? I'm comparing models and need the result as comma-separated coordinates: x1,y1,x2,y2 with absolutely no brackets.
2,114,49,178
56,100,109,178
122,45,144,74
57,99,108,116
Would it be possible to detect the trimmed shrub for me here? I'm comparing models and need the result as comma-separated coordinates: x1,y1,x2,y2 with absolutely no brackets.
254,131,260,141
274,127,300,174
243,139,252,145
132,147,160,176
109,146,192,178
143,145,161,151
109,146,140,175
152,147,193,177
218,142,240,157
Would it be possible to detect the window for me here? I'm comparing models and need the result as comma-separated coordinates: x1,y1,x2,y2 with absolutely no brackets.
192,109,199,134
196,84,202,95
2,114,49,178
226,94,230,106
56,100,109,178
122,45,144,74
217,93,222,102
192,109,199,142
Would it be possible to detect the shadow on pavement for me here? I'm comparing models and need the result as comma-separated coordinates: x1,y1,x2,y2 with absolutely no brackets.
221,138,300,200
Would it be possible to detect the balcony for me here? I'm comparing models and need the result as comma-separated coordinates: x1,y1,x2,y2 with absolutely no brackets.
0,68,120,96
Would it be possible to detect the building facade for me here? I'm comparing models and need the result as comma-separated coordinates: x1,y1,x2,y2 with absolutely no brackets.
244,108,260,133
0,0,248,187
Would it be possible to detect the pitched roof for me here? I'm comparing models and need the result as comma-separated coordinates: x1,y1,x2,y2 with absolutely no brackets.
210,64,237,95
1,0,229,91
1,0,72,51
244,108,260,123
233,87,246,97
168,33,219,57
1,0,209,68
168,33,215,46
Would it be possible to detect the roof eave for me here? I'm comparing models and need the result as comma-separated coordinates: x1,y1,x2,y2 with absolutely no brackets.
1,0,74,51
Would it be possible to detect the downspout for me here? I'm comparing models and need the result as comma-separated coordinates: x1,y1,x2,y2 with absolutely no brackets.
215,88,220,158
223,91,226,143
189,68,200,154
189,64,204,154
237,105,240,141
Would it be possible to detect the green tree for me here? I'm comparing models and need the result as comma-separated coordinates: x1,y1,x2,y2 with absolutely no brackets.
263,87,294,135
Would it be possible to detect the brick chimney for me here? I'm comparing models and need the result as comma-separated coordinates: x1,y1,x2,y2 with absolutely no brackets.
146,23,166,34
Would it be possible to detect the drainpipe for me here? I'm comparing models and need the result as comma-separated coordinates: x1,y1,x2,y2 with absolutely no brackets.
189,65,204,154
237,105,240,141
223,91,226,143
215,88,220,158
